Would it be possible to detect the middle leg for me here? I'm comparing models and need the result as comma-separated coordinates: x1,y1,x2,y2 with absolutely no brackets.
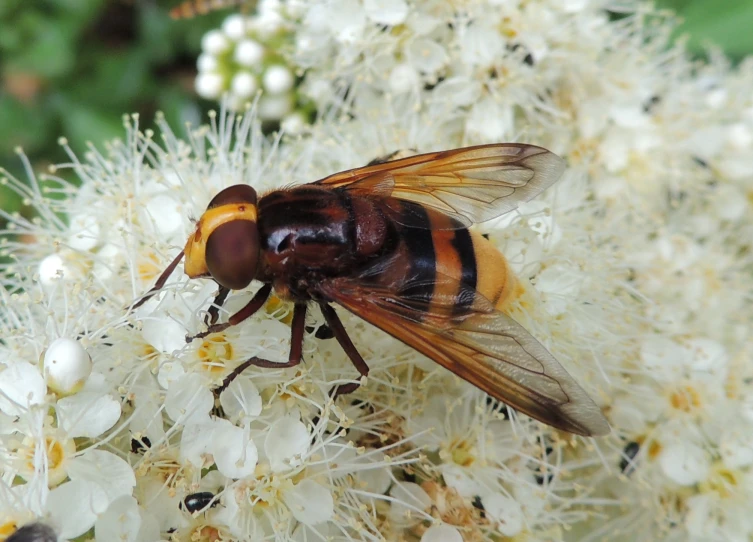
214,302,307,396
319,303,370,398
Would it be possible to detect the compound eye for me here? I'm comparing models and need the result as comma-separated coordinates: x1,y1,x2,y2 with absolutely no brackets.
207,185,257,209
205,220,259,290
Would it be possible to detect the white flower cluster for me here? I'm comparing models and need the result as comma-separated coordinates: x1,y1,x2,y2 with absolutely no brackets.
195,3,310,130
1,0,752,541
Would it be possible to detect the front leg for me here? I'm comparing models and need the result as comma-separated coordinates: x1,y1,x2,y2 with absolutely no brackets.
205,286,230,326
214,303,307,396
187,284,273,342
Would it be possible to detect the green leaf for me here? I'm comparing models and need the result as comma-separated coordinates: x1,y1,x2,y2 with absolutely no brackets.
0,96,50,153
671,1,753,58
56,101,124,154
7,20,76,78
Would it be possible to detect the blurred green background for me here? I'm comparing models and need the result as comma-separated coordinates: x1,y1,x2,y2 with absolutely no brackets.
0,0,752,219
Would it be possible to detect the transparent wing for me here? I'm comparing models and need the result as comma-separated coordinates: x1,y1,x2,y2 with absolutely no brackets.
320,273,609,437
313,144,566,228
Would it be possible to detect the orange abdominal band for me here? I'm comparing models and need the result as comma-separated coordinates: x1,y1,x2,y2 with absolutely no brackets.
184,203,257,278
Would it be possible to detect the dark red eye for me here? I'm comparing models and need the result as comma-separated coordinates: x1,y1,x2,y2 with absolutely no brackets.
207,185,257,209
205,220,259,290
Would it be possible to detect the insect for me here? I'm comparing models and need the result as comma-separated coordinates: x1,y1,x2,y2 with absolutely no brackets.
181,491,219,513
169,0,245,19
133,144,610,436
6,523,57,542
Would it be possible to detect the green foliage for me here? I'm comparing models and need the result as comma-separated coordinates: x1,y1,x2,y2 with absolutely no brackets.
657,0,753,59
0,0,225,215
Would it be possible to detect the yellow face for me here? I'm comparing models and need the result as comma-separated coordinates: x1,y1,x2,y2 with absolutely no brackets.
184,203,258,279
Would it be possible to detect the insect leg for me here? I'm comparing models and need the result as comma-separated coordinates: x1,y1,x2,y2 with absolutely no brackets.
319,303,370,398
205,286,230,326
214,302,307,395
129,250,185,310
187,283,272,342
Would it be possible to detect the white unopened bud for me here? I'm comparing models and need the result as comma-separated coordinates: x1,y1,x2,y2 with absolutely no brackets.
263,65,294,94
235,39,265,67
201,30,230,55
281,112,306,134
197,53,219,73
44,338,92,396
38,254,67,286
195,73,225,99
222,14,248,40
231,72,258,99
258,94,292,120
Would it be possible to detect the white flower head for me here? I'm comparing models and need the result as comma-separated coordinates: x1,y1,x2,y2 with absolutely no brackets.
3,2,753,539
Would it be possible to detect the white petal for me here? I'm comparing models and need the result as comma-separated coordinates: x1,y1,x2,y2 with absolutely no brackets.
180,421,216,467
67,450,136,502
136,509,161,542
659,443,710,486
95,495,142,542
720,425,753,469
0,362,46,416
164,373,214,425
441,464,482,497
144,194,184,236
466,98,512,141
431,76,482,108
408,38,447,75
141,316,187,355
57,392,121,438
389,482,431,523
220,378,262,420
212,420,258,478
283,479,334,525
460,24,503,66
47,479,105,538
156,360,186,390
421,525,463,542
389,63,419,94
265,416,310,472
686,338,728,375
481,493,524,536
363,0,408,25
68,213,100,251
325,1,366,43
355,464,392,495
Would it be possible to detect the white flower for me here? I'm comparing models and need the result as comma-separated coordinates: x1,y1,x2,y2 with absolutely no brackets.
4,2,753,538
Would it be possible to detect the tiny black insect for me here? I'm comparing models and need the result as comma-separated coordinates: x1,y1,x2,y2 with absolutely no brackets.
619,441,641,475
130,435,152,454
181,491,219,513
7,523,57,542
471,495,486,519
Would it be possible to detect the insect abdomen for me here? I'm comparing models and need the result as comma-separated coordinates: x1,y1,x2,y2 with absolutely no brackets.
385,201,518,315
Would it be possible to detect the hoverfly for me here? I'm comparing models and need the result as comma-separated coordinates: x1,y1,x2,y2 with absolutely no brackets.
133,144,610,436
169,0,246,19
